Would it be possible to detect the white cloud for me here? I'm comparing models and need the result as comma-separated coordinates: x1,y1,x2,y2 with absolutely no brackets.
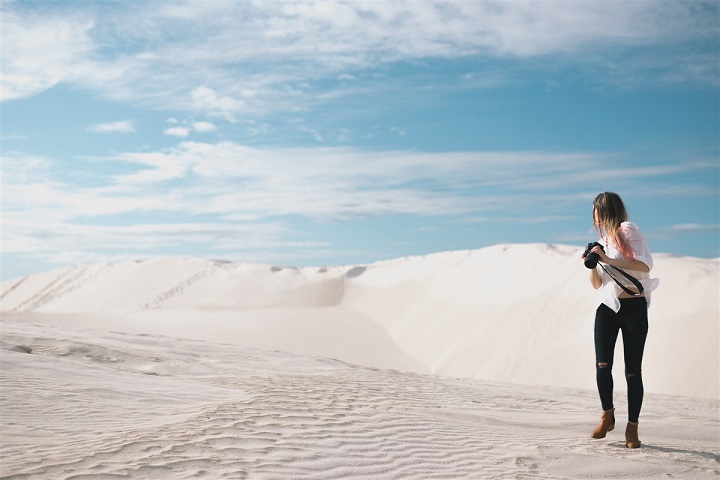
662,223,720,233
2,215,292,257
161,120,217,138
5,143,716,230
0,143,563,230
111,148,193,183
164,126,190,137
87,120,136,134
1,1,715,111
0,7,94,100
668,223,720,232
86,141,705,219
0,151,55,187
190,87,244,121
2,142,716,270
460,215,577,225
647,223,720,242
192,121,217,132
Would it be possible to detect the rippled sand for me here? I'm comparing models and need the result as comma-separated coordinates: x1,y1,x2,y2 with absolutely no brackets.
2,320,717,479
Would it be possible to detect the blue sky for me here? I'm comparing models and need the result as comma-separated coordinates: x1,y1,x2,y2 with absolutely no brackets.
1,0,719,280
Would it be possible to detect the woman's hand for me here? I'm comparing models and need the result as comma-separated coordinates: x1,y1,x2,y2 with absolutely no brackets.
590,245,610,264
582,247,603,289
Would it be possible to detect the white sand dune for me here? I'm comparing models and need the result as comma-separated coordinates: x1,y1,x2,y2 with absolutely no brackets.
1,244,718,478
2,244,717,398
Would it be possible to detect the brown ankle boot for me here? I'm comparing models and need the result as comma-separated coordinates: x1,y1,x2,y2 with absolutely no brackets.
591,408,615,438
625,422,641,448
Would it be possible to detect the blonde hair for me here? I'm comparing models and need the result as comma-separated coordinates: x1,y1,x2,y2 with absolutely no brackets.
593,192,634,260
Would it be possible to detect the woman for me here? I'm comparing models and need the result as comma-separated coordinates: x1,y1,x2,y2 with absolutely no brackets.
583,192,659,448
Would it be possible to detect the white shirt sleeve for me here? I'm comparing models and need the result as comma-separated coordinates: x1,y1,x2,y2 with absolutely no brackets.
620,222,654,270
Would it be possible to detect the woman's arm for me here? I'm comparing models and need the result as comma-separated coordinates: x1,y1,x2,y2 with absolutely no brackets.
590,246,650,273
589,267,602,289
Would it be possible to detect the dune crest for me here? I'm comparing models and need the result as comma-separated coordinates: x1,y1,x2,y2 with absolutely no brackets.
1,244,717,399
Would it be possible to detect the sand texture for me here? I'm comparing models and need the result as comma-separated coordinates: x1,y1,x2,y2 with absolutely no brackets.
2,321,719,479
1,244,718,478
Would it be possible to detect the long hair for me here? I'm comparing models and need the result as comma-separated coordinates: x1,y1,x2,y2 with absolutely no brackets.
593,192,634,260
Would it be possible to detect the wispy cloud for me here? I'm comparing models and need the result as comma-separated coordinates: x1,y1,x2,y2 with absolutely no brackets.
164,127,190,137
2,141,715,268
654,223,720,239
459,215,577,225
163,121,217,137
665,223,720,232
87,120,136,134
1,1,717,276
0,6,94,100
6,142,714,222
192,121,217,132
1,215,302,263
2,1,716,113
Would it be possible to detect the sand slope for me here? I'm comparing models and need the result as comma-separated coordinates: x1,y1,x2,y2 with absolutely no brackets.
1,321,718,479
1,245,719,478
1,244,717,399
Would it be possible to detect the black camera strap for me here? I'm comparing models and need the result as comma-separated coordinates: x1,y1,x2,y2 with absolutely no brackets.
599,264,645,296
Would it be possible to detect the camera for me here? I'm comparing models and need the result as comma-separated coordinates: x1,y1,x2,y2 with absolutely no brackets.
583,242,604,269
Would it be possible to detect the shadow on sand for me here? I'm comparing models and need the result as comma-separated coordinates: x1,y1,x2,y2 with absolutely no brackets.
610,441,719,462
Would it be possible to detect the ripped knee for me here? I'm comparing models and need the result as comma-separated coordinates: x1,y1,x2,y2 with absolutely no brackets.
626,371,642,379
597,362,611,369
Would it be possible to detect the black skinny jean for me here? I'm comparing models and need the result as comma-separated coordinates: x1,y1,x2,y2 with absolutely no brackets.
594,297,648,423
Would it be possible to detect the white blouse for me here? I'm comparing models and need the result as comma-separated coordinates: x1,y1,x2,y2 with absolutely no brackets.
597,221,660,312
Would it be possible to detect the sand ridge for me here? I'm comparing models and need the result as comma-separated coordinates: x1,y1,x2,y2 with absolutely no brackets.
2,244,717,399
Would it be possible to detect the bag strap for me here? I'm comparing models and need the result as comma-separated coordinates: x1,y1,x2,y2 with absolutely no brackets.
599,264,645,296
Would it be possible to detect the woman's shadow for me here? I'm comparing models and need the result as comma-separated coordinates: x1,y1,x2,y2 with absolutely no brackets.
611,441,719,462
